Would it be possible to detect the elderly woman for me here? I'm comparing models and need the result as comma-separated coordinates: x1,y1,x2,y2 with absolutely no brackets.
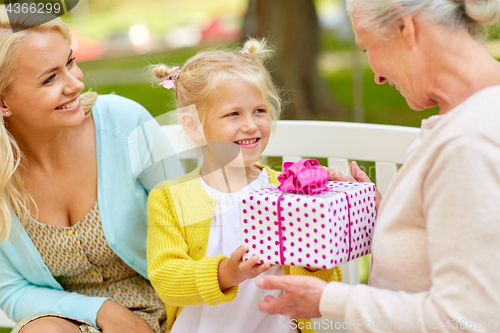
256,0,500,330
0,6,182,333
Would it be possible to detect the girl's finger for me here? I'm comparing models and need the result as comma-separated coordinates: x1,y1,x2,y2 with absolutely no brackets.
230,245,248,262
240,254,260,271
249,262,269,276
254,263,271,274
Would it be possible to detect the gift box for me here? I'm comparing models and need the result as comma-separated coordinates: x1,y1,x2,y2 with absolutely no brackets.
239,160,376,269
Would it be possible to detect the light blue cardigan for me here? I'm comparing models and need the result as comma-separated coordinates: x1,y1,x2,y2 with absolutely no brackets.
0,95,183,327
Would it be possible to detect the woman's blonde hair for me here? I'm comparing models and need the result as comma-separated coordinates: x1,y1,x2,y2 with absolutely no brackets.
0,5,97,242
347,0,500,39
150,39,282,135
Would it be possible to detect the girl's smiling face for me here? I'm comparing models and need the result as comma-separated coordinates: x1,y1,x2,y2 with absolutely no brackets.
1,30,85,131
201,79,271,167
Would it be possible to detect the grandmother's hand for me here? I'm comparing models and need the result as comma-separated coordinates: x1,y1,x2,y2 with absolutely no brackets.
324,161,382,212
96,300,154,333
256,275,327,319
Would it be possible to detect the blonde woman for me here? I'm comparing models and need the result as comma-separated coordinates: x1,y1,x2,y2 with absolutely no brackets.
256,0,500,331
0,6,182,333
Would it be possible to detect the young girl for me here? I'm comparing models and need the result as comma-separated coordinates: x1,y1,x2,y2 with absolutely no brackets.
147,39,341,333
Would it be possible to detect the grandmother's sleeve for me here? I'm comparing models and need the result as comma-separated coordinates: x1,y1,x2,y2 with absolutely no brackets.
319,134,500,332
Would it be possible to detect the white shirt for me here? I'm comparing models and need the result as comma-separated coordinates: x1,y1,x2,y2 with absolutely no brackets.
171,168,292,333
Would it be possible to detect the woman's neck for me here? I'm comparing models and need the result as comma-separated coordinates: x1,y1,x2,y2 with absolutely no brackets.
200,162,262,193
7,115,92,170
423,28,500,114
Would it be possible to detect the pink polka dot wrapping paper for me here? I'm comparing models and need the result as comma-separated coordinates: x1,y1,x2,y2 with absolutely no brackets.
239,181,376,269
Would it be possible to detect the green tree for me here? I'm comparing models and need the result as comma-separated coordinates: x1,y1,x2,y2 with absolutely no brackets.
242,0,344,120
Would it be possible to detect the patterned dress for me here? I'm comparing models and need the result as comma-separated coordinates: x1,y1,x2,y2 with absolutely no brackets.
12,202,167,333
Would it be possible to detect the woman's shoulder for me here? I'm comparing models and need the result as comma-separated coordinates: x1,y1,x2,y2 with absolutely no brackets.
461,85,500,112
159,166,202,193
92,94,153,132
446,86,500,140
426,86,500,145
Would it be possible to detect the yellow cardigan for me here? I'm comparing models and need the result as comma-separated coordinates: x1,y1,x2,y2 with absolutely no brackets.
147,165,342,333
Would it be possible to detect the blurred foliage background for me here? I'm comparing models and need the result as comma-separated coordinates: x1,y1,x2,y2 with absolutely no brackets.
50,0,499,127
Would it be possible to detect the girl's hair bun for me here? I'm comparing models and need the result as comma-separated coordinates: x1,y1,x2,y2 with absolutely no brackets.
241,38,273,62
151,64,180,80
462,0,500,26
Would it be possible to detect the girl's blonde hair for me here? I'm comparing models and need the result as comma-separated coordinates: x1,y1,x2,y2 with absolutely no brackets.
151,39,282,133
347,0,500,39
0,5,97,242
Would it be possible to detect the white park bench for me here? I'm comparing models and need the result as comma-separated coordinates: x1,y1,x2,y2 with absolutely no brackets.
0,120,419,331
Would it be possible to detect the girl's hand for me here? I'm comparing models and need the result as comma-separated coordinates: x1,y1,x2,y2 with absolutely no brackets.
324,161,382,212
96,300,154,333
218,245,271,290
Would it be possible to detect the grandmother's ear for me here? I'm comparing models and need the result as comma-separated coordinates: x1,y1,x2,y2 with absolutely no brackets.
181,113,204,142
398,15,416,50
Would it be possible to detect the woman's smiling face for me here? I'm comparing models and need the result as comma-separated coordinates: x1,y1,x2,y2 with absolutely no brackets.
1,30,86,130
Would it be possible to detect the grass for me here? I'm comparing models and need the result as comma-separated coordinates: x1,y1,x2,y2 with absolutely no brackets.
79,48,193,119
90,83,178,119
359,254,371,284
79,47,200,72
0,327,10,333
324,67,439,127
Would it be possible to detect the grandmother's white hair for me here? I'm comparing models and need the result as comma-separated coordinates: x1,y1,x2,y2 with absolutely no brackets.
346,0,500,39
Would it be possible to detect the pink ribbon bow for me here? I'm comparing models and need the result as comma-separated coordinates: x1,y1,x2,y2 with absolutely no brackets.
159,70,181,90
277,159,329,194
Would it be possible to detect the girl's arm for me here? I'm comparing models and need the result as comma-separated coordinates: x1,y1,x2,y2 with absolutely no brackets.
147,186,238,306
